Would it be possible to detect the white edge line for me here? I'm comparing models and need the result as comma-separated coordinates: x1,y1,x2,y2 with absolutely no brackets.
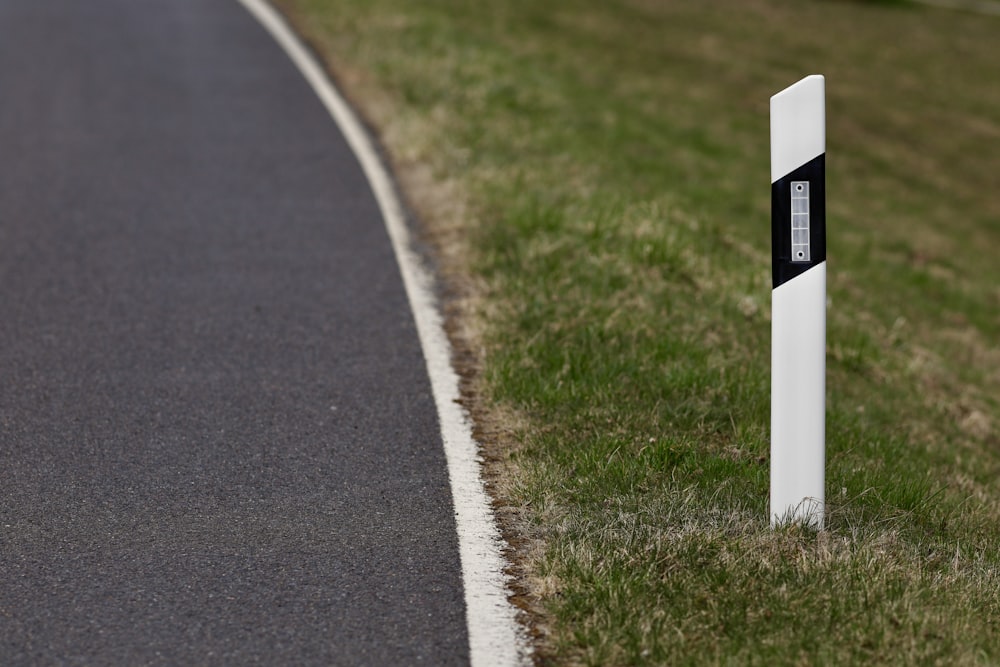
234,1,532,665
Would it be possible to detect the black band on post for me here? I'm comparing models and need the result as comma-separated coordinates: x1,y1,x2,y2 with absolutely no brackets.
771,153,826,289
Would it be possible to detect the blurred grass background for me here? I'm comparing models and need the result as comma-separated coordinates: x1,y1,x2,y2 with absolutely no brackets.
273,0,1000,663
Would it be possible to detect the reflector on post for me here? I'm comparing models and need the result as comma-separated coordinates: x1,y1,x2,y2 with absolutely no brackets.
770,75,826,528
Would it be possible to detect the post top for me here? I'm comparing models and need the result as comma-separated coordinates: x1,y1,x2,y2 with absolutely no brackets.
770,75,825,183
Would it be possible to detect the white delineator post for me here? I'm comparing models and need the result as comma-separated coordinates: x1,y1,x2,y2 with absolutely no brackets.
770,75,827,528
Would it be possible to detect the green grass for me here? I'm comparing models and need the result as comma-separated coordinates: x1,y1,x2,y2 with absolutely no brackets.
273,0,1000,663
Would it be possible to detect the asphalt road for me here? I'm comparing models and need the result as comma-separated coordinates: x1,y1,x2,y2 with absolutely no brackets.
0,1,468,664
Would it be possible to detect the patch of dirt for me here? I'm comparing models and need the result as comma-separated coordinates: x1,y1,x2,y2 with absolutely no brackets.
396,159,559,667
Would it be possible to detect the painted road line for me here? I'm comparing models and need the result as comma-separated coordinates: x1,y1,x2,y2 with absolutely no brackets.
233,1,531,664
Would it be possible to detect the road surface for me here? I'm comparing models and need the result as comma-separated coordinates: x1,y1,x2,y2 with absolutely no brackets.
0,1,469,663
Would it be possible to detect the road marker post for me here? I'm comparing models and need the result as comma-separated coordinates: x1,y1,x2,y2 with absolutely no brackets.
769,75,827,528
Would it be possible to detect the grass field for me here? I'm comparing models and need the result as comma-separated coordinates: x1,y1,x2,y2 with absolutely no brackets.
272,0,1000,663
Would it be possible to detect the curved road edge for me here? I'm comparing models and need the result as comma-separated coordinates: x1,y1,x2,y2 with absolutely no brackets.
234,1,532,665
